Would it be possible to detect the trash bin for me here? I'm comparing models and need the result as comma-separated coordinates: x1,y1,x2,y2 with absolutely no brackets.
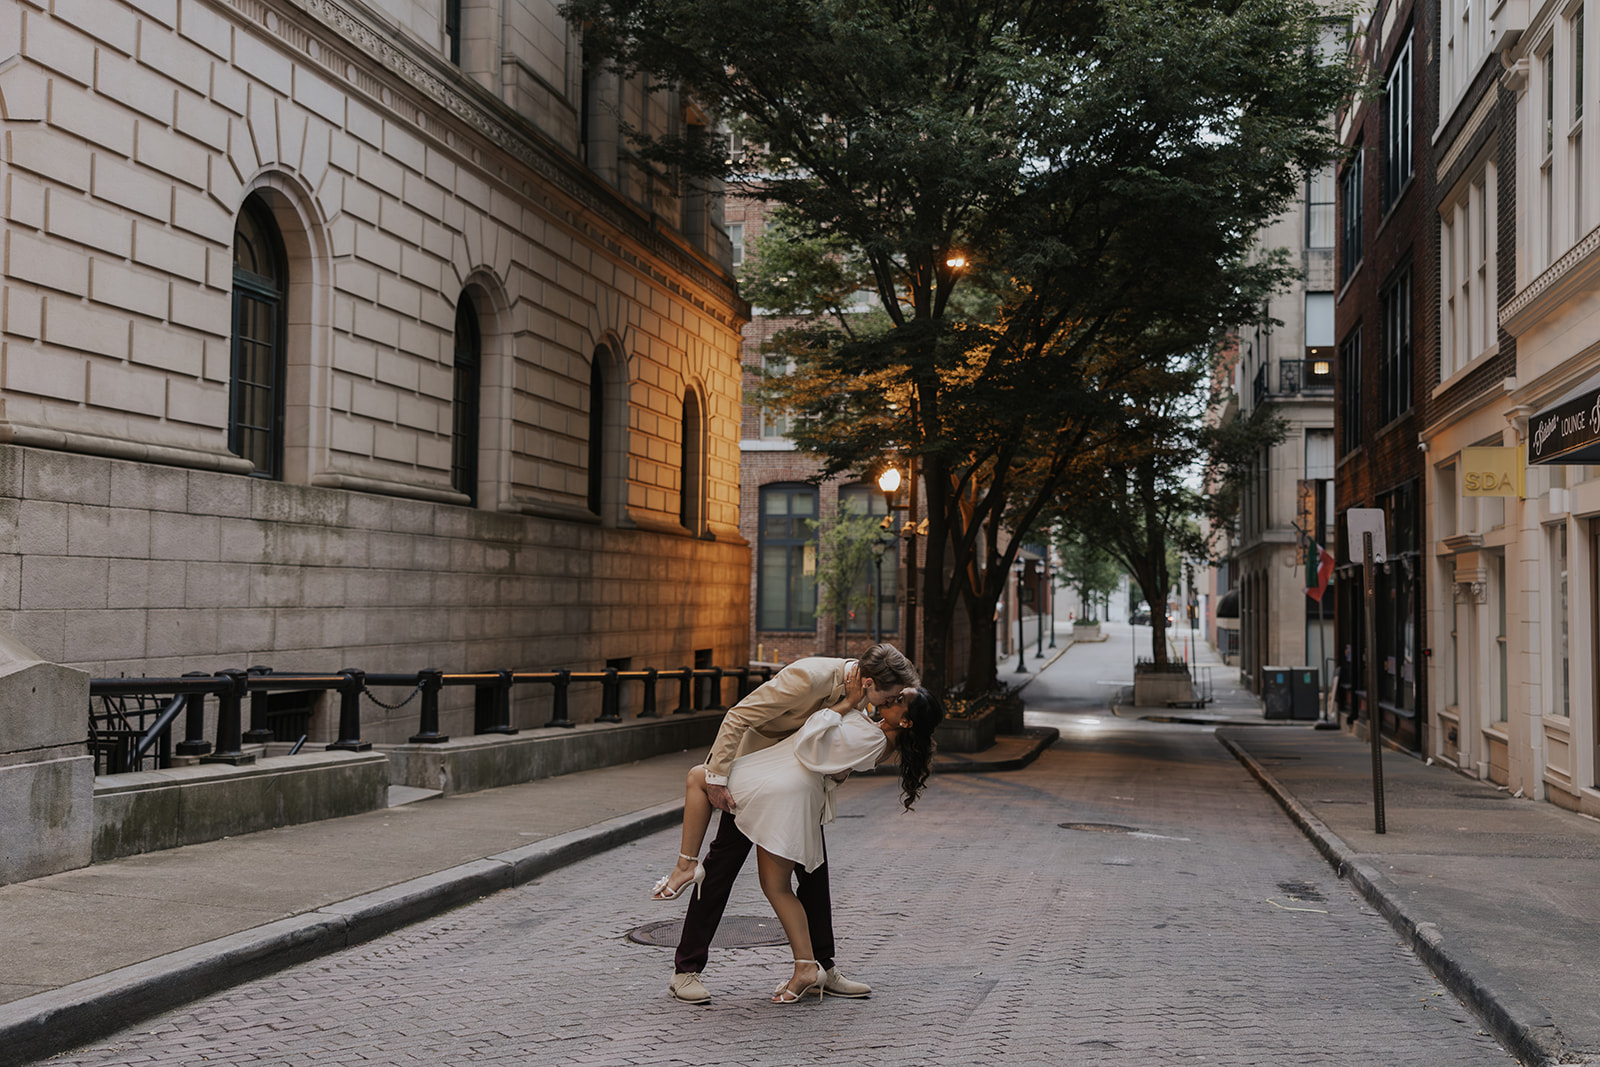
1289,666,1320,720
1262,666,1293,719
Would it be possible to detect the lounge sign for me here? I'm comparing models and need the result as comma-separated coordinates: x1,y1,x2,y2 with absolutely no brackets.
1528,386,1600,465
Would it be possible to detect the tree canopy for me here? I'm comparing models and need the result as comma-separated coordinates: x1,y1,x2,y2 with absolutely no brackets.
565,0,1357,691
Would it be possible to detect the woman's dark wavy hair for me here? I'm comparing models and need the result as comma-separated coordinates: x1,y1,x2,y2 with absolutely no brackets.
893,687,944,811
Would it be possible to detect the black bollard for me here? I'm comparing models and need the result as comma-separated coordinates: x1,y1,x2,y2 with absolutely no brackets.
326,668,373,751
409,668,449,743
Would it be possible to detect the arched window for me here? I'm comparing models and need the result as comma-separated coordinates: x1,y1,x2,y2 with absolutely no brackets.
451,296,481,504
230,196,288,478
680,389,703,533
588,350,606,515
757,484,818,631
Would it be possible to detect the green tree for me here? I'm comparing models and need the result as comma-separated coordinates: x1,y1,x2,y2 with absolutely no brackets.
566,0,1357,691
1054,529,1122,623
807,510,889,639
1051,388,1211,667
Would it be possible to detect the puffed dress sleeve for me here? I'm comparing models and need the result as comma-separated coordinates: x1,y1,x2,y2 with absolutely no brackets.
792,709,887,826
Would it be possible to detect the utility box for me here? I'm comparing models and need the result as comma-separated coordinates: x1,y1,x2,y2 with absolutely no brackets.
1262,666,1293,719
1289,667,1321,720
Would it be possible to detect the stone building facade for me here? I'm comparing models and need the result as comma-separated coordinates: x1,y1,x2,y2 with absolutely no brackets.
1228,172,1339,696
0,0,749,743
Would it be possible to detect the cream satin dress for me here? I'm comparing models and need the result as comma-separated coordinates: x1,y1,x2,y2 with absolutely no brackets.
726,707,887,872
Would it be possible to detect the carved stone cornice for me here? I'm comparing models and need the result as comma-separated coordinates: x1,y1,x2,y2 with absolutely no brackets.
220,0,741,320
1501,222,1600,336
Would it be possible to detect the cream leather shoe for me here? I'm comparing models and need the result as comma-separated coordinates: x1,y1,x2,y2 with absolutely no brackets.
821,967,871,997
669,971,711,1004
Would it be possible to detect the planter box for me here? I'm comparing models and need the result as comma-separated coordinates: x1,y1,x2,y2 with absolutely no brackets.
934,692,1025,752
1132,665,1194,707
934,710,997,753
1071,622,1102,641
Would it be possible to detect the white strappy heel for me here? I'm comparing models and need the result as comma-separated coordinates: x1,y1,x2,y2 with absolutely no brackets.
771,960,823,1004
650,853,705,901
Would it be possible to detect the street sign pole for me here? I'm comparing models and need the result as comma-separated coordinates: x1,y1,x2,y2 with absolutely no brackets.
1363,530,1386,834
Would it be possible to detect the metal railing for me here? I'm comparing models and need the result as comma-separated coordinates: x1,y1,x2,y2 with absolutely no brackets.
1253,358,1337,405
89,663,772,776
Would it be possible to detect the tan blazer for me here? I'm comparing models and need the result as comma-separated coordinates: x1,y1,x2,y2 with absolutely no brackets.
702,657,855,784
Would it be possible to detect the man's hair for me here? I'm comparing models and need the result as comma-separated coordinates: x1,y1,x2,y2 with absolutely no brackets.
858,643,919,688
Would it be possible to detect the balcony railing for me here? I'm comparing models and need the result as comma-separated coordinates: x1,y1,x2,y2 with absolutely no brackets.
1253,358,1336,405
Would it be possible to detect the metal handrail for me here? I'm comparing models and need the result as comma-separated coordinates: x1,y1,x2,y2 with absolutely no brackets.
89,662,771,772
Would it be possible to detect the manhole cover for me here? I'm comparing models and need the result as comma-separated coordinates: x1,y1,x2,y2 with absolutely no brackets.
1059,822,1139,834
627,916,789,948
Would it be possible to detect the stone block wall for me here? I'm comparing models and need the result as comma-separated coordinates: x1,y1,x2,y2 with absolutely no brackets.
0,0,752,749
2,443,749,744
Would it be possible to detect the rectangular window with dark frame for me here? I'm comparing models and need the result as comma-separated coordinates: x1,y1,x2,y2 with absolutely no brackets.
757,484,818,631
1379,269,1413,424
1339,146,1363,284
1382,34,1413,210
1339,325,1362,454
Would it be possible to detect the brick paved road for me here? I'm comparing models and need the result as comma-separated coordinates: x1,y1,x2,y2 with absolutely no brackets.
52,718,1513,1067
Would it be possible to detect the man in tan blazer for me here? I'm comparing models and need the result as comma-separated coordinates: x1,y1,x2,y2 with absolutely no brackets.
669,643,920,1004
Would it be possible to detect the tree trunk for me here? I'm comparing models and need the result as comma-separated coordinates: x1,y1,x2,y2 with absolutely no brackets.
963,594,1000,695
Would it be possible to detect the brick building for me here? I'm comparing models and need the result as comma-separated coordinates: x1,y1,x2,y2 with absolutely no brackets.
1333,0,1433,753
0,0,749,743
1420,0,1521,782
728,196,908,667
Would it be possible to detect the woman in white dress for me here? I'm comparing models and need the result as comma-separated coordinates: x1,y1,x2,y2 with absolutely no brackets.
651,683,944,1002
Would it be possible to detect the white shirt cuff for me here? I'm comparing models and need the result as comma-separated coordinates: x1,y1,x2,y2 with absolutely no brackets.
703,771,729,787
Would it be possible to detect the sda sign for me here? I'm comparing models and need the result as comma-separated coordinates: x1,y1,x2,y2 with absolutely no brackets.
1462,446,1523,498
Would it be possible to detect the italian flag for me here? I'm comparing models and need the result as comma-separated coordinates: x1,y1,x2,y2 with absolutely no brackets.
1305,541,1335,602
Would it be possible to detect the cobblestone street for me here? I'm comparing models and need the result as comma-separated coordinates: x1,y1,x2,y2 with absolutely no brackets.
49,713,1512,1067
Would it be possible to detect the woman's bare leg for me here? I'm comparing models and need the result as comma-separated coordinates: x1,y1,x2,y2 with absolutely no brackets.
756,846,819,999
654,765,713,898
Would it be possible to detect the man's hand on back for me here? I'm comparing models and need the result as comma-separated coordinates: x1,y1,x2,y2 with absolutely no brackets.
705,783,737,813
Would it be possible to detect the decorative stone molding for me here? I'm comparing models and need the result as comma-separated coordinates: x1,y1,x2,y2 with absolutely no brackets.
1501,221,1600,334
0,421,256,475
1454,580,1488,604
309,472,471,506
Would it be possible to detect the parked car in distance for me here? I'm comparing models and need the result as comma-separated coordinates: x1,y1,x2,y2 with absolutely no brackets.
1130,609,1151,625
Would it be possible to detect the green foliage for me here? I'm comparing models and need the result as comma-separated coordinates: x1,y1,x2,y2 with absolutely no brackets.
1054,529,1122,622
806,511,888,630
1198,403,1290,551
565,0,1362,689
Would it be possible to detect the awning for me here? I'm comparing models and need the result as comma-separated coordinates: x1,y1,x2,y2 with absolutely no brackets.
1529,381,1600,465
1216,589,1239,618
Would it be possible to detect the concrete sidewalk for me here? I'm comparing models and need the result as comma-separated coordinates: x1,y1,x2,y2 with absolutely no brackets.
0,713,1053,1066
1113,629,1600,1065
1220,726,1600,1067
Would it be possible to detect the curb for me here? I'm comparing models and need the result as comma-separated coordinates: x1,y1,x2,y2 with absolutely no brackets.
1217,733,1567,1067
0,800,684,1067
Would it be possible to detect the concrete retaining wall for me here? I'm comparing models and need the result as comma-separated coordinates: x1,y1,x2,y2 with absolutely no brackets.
0,631,92,886
383,713,724,796
93,751,390,861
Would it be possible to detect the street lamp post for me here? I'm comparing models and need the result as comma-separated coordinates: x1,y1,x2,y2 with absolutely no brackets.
1046,547,1057,649
1035,562,1045,658
1014,561,1028,674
